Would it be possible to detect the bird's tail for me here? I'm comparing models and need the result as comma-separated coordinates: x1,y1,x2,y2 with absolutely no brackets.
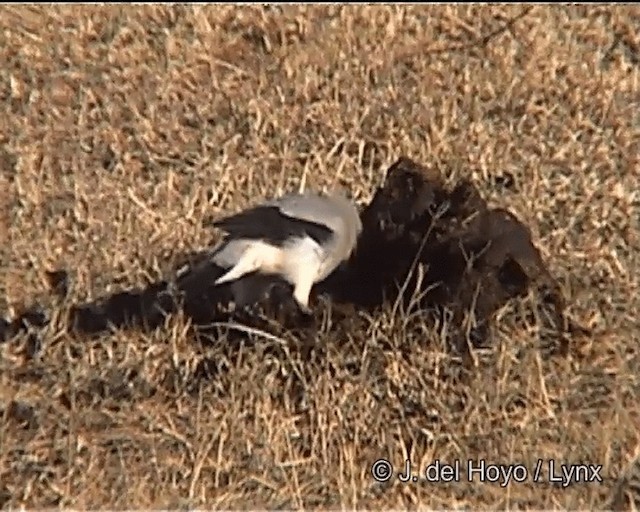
214,258,260,285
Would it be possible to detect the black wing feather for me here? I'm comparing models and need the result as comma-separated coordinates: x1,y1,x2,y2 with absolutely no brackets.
212,205,334,246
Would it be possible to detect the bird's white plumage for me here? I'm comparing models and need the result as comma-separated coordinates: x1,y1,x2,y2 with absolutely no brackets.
211,190,362,313
214,240,286,284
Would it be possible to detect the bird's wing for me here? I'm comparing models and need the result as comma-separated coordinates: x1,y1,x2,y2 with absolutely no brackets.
276,193,362,238
275,194,341,226
212,204,335,246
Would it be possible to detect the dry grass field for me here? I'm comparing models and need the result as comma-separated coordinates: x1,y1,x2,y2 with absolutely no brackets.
1,4,639,510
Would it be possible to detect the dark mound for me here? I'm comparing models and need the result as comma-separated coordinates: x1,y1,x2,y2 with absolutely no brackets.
1,157,574,357
321,157,569,355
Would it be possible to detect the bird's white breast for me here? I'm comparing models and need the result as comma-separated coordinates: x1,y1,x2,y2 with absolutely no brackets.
281,236,326,281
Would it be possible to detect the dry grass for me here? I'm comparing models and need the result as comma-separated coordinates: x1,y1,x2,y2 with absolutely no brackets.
1,5,639,509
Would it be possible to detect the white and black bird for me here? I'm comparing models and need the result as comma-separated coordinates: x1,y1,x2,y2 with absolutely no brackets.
208,190,362,314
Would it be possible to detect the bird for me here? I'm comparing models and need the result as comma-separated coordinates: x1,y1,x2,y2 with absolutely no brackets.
208,189,363,315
